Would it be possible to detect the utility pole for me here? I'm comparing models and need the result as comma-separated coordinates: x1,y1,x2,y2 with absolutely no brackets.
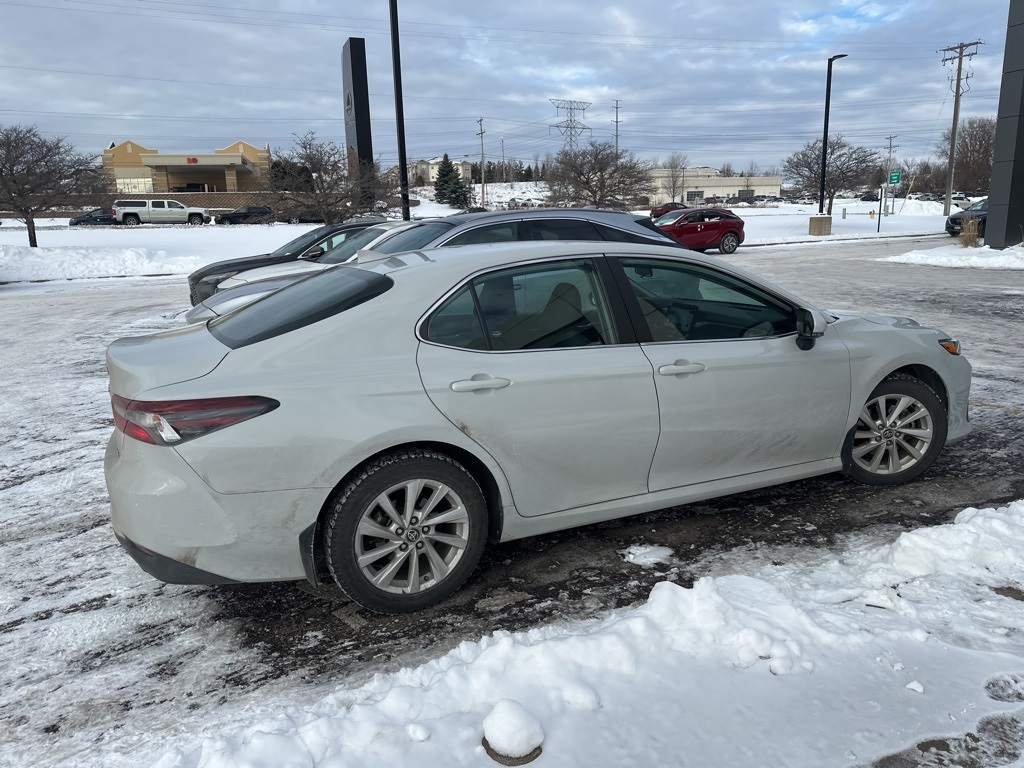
501,137,506,184
879,133,898,231
477,117,486,208
612,99,621,154
941,40,982,216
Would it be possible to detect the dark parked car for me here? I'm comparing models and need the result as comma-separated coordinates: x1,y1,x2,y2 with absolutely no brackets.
860,193,880,202
215,206,275,225
650,201,689,219
186,218,384,305
69,208,116,226
946,199,988,237
657,208,745,254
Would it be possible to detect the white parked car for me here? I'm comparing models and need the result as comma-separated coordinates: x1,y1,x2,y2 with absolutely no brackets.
105,241,972,614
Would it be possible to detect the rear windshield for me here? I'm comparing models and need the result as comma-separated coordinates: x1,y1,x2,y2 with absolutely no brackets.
318,225,397,264
208,266,393,348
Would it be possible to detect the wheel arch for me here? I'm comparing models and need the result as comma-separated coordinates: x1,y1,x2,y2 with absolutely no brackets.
299,440,506,586
880,364,950,412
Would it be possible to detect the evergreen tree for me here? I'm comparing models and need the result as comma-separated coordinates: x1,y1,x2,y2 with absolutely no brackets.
433,154,471,208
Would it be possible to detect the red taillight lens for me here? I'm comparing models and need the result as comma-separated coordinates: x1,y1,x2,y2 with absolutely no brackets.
111,394,279,445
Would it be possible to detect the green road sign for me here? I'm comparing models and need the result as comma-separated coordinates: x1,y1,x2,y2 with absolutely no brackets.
888,171,902,185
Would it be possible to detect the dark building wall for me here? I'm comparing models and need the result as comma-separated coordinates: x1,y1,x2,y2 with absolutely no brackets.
987,4,1024,248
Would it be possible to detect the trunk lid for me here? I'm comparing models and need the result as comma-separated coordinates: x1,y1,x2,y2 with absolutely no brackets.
106,323,230,399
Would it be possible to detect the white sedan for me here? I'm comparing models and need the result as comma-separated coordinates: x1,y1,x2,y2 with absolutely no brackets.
105,241,971,613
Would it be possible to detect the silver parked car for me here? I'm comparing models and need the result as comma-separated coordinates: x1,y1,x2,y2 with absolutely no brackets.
106,241,971,614
186,209,681,322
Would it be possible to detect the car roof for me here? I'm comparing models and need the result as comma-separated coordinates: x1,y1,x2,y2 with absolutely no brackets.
438,208,649,225
351,240,811,310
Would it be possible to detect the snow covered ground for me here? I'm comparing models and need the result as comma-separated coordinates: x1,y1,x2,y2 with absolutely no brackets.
3,204,1024,768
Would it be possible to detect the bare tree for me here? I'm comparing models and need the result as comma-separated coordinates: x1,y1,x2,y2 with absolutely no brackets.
546,140,655,208
718,162,736,177
0,124,97,247
937,116,996,193
661,151,689,202
782,135,881,214
270,131,396,223
741,160,760,197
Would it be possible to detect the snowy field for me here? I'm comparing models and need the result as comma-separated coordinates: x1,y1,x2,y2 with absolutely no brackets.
2,206,1024,768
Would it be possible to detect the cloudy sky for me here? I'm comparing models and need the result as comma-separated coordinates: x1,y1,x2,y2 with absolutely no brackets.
0,1,1011,172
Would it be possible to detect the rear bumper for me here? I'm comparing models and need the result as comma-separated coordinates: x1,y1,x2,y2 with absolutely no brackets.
104,433,317,585
115,532,238,585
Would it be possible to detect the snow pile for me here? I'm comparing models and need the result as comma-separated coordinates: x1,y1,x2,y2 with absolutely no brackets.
0,244,203,282
878,243,1024,269
154,500,1024,768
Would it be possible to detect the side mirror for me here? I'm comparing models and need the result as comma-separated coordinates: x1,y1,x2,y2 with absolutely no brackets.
795,307,826,350
301,246,325,260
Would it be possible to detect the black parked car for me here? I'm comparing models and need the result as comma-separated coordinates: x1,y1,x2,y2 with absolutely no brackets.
215,206,275,225
187,218,384,305
945,199,988,237
69,208,116,226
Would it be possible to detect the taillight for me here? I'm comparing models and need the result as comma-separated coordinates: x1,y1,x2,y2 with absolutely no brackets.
111,394,279,445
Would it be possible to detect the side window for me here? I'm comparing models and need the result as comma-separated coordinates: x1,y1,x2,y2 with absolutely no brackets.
593,223,659,244
523,219,600,241
323,231,355,250
150,201,165,209
442,222,518,247
422,260,618,351
422,286,488,350
619,258,796,342
168,201,185,209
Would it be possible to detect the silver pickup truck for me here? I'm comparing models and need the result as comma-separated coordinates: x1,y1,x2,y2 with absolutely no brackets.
112,199,212,226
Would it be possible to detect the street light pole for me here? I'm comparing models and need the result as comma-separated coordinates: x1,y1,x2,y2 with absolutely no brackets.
818,53,847,215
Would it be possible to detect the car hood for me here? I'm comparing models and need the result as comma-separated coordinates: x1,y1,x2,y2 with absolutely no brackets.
228,259,326,284
107,323,229,399
828,310,929,331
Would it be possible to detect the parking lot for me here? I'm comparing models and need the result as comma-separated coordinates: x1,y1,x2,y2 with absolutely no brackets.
2,233,1023,766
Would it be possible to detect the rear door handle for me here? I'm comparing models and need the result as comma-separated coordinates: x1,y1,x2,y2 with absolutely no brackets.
658,361,706,376
451,376,511,392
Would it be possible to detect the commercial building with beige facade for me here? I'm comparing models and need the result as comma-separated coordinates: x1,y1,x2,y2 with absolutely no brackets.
102,140,272,194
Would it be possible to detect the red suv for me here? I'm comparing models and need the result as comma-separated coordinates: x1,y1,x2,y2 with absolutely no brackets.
649,201,689,219
657,208,745,254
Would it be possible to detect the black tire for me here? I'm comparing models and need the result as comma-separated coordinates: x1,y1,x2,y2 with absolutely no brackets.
123,214,140,227
842,374,947,486
324,450,488,614
188,214,204,226
288,216,300,225
719,232,740,254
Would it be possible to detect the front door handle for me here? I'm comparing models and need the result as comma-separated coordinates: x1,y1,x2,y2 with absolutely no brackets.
451,375,511,392
658,361,706,376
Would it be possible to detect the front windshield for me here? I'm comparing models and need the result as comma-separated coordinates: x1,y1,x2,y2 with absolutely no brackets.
318,225,396,264
968,200,987,211
269,226,332,258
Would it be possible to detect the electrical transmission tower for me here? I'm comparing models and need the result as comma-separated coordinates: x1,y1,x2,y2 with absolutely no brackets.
550,99,591,151
941,40,982,216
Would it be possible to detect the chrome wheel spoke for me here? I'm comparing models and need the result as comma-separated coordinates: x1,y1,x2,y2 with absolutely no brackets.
899,426,932,440
423,542,452,582
423,504,469,527
373,492,405,529
370,548,412,589
895,437,924,461
425,531,468,550
406,550,422,593
418,482,452,519
402,479,427,523
357,517,401,542
357,540,401,567
867,444,888,472
852,441,878,459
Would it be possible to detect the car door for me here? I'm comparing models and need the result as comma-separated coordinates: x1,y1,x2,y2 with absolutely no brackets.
613,256,852,492
671,211,709,248
416,257,660,518
165,201,188,223
148,200,168,223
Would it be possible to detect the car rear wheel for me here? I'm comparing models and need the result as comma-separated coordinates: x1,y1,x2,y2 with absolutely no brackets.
324,450,488,613
719,232,740,254
842,374,947,486
123,214,140,226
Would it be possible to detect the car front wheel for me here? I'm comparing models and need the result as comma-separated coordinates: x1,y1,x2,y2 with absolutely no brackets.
842,374,947,486
719,232,740,254
324,450,488,613
188,214,204,226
